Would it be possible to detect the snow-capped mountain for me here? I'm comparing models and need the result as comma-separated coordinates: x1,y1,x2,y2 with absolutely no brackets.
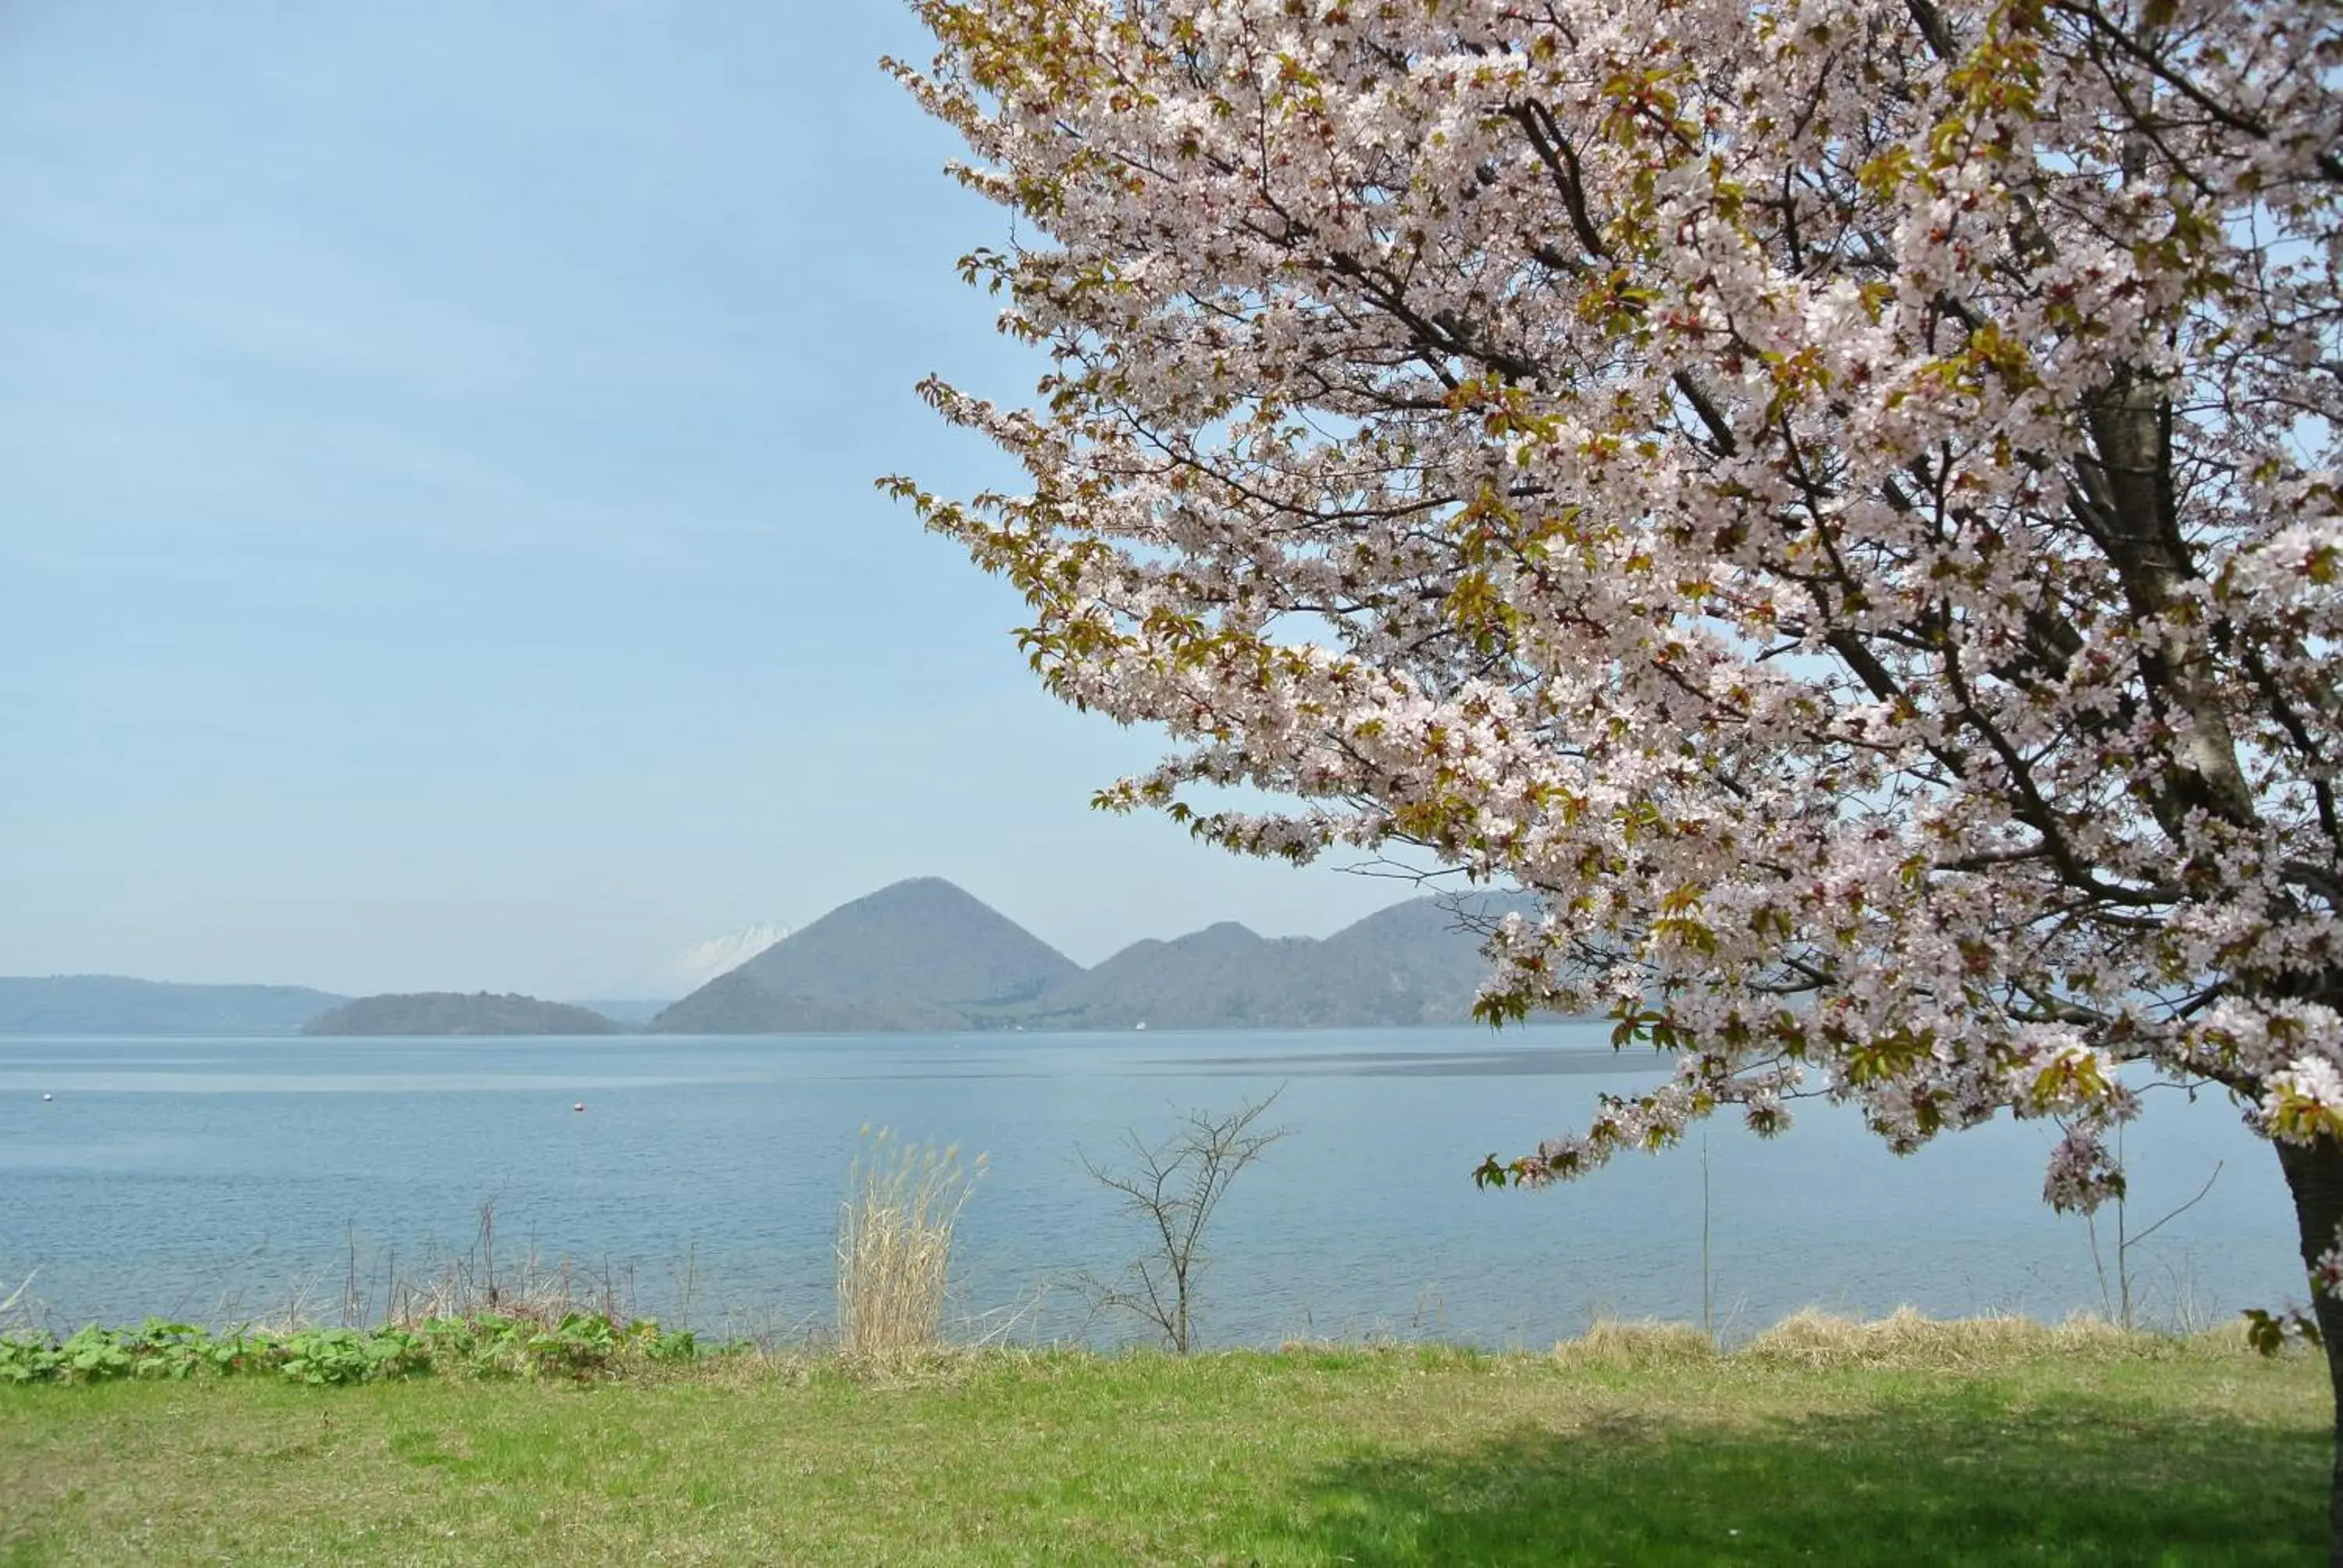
672,920,794,989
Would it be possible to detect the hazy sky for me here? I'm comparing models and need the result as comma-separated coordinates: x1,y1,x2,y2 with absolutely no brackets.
0,1,1422,999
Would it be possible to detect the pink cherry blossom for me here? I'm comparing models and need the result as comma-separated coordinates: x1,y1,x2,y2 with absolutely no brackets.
890,0,2341,1524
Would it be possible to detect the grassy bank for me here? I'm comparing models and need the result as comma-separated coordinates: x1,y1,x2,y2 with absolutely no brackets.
0,1315,2327,1566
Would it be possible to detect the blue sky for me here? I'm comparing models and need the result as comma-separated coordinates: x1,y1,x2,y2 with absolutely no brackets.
0,0,1417,998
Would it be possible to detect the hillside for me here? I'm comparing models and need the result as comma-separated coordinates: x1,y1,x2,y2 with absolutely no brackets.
0,976,347,1035
650,878,1079,1033
1011,892,1531,1030
1312,892,1535,1018
303,992,619,1036
650,878,1535,1034
1010,922,1334,1029
565,999,673,1025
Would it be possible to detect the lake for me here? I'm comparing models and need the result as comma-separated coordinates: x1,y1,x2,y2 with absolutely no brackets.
0,1025,2308,1349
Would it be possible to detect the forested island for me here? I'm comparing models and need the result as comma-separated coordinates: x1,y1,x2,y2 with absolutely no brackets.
301,992,619,1036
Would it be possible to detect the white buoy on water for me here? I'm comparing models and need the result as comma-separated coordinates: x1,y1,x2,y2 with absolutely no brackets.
572,1102,586,1112
41,1093,53,1102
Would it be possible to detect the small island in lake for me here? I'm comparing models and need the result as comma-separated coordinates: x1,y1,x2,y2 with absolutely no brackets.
301,992,619,1036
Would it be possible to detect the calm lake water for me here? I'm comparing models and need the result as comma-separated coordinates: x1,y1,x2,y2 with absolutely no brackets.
0,1026,2307,1348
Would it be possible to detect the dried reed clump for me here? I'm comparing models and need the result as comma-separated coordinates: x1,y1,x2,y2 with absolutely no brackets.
1550,1316,1721,1369
1738,1306,2155,1370
386,1254,636,1331
368,1199,643,1332
835,1127,986,1357
1546,1306,2209,1373
0,1267,37,1335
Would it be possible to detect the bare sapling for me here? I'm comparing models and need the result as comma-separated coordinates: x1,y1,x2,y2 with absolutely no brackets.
2078,1122,2225,1332
1079,1087,1288,1354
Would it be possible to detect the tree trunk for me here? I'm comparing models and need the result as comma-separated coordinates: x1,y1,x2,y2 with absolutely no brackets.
2276,1136,2343,1565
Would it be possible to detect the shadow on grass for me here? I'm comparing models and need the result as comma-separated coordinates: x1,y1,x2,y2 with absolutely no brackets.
1271,1391,2327,1566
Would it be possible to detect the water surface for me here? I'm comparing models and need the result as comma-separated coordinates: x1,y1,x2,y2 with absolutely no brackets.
0,1026,2299,1346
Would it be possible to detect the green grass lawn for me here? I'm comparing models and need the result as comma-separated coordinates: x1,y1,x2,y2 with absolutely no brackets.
0,1320,2329,1566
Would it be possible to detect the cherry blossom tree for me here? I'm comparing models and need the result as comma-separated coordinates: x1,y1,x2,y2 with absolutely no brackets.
887,0,2341,1540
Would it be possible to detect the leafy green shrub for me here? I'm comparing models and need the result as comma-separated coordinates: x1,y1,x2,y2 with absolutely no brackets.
123,1320,219,1381
277,1327,426,1386
57,1325,135,1383
525,1313,618,1378
640,1321,698,1364
0,1334,63,1384
0,1312,706,1387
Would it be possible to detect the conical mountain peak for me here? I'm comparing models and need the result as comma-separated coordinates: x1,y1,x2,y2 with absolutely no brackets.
652,878,1075,1033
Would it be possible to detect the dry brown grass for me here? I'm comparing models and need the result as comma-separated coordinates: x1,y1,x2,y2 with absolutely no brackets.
1541,1305,2260,1374
381,1249,637,1331
1737,1306,2168,1370
833,1127,986,1356
1549,1315,1720,1369
350,1199,647,1332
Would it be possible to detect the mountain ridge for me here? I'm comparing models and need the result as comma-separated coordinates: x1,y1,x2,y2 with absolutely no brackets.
8,881,1540,1036
0,976,349,1036
652,878,1530,1034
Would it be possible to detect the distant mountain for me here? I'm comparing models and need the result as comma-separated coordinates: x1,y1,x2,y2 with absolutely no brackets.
303,992,619,1036
1316,892,1539,1017
1013,921,1328,1030
671,921,794,990
1011,893,1532,1030
564,998,673,1025
0,976,347,1036
7,884,1543,1039
651,878,1079,1033
649,878,1535,1035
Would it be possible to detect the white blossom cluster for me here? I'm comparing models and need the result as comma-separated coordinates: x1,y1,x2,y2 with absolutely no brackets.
888,2,2341,1253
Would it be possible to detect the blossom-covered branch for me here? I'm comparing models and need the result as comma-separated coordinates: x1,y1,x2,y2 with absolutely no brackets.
890,0,2337,1220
